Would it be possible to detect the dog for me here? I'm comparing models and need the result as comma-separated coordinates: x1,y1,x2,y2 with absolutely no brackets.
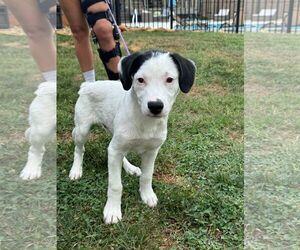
69,50,196,224
20,81,56,180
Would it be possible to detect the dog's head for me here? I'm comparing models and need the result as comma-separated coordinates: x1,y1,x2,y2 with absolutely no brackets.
118,50,196,118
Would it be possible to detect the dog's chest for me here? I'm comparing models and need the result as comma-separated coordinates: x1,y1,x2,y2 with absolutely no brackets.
114,121,167,153
121,137,165,154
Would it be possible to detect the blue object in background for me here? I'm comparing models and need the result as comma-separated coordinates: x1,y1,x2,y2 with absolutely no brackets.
169,0,176,8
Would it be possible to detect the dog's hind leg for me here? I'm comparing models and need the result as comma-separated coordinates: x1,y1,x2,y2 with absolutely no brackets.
20,125,52,180
69,124,91,180
122,157,141,176
20,84,56,180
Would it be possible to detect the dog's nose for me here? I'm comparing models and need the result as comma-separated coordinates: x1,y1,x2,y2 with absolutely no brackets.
148,99,164,115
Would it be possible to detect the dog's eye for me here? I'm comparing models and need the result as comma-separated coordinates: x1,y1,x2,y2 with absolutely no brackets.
166,77,174,83
137,78,144,83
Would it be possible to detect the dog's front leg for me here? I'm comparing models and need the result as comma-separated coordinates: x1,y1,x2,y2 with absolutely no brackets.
103,143,124,224
139,149,159,207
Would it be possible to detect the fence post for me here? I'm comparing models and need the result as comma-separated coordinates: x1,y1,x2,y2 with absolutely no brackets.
170,0,173,30
235,0,241,33
287,0,295,33
115,0,121,25
56,4,63,29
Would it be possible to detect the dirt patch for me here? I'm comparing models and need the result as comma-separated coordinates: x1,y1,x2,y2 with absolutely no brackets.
144,27,174,32
1,42,28,49
88,132,106,141
159,234,177,250
58,131,103,143
245,82,272,97
120,26,175,33
205,84,228,96
228,130,244,143
206,225,225,244
56,28,73,36
0,27,25,36
0,131,26,144
270,129,300,144
155,170,187,186
160,222,185,250
56,26,174,37
59,41,74,48
73,74,83,82
128,41,143,52
187,84,202,97
58,131,72,143
207,49,232,59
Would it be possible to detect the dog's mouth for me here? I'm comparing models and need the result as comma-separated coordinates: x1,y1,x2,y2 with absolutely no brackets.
146,113,165,118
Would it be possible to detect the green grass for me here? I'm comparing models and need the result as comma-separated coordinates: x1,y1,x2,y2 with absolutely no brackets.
244,33,300,249
57,31,244,249
0,34,56,249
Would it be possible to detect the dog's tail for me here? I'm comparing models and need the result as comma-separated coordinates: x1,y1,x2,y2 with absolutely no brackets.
78,81,98,96
78,81,122,103
35,81,56,96
78,81,107,103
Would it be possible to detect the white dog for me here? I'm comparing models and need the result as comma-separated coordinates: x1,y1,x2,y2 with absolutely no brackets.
20,82,56,180
70,50,196,224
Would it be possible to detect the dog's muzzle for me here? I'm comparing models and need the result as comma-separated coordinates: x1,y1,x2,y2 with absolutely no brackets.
147,99,164,115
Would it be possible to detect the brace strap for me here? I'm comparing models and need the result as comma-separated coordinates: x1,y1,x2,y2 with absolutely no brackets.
86,10,111,28
98,42,121,63
81,0,106,14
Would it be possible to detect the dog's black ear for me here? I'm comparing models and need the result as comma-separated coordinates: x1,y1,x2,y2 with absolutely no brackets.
118,52,143,91
170,53,196,93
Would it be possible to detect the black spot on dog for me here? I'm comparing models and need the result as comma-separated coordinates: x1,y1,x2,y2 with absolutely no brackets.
119,50,166,91
170,53,196,93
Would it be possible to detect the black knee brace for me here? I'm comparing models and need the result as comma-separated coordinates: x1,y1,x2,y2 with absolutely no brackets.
81,0,122,80
98,42,122,80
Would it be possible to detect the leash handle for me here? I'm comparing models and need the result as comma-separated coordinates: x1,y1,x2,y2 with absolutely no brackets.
104,0,131,56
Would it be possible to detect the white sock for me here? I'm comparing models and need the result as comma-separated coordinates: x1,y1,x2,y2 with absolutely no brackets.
42,70,56,82
83,69,96,82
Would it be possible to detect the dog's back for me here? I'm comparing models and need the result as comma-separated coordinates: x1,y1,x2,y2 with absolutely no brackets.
76,81,125,132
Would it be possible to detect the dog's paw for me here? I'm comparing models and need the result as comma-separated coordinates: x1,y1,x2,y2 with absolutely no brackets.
125,166,142,176
103,202,122,224
123,161,142,177
20,166,41,180
69,166,82,180
140,189,158,207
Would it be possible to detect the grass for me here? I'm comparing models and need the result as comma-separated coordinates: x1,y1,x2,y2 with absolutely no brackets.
0,34,56,249
244,33,300,249
57,31,244,249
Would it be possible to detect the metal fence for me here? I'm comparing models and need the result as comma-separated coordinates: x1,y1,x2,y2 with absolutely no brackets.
1,1,299,33
113,0,300,33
